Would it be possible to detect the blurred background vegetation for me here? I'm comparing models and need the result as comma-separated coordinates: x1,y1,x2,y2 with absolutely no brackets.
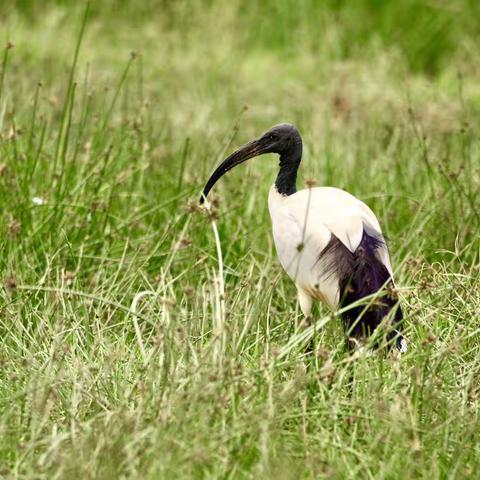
4,0,480,74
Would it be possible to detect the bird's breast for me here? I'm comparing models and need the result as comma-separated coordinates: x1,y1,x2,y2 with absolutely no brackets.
267,185,340,309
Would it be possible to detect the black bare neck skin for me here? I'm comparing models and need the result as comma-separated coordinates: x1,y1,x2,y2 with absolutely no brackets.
275,141,302,196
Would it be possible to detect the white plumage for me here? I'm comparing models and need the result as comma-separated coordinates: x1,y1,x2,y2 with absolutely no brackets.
268,185,392,315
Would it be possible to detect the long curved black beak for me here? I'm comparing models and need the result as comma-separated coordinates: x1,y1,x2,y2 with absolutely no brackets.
200,137,271,204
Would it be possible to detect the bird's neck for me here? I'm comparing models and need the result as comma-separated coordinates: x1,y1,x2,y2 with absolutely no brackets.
275,143,302,196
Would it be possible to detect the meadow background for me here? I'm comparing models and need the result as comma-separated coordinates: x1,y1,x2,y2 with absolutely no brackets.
1,0,479,478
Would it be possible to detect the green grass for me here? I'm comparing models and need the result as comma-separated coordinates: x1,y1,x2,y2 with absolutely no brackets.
1,1,479,478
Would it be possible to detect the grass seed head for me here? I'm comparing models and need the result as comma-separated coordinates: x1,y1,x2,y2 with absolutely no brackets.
179,236,192,248
6,219,21,237
4,275,17,292
183,285,194,297
185,199,201,214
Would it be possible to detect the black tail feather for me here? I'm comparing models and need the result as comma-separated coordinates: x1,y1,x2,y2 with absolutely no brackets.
318,228,405,350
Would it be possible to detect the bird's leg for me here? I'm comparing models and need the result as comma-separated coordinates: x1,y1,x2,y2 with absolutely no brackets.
298,289,314,354
298,289,313,324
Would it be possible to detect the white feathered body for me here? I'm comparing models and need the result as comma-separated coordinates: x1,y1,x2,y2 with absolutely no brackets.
268,185,393,314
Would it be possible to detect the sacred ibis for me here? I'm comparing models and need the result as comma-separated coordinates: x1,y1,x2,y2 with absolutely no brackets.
200,124,406,352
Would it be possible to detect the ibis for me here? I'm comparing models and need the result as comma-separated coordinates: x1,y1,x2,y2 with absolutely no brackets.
200,124,406,352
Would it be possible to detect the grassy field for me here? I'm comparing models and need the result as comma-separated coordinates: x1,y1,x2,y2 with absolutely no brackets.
1,1,480,478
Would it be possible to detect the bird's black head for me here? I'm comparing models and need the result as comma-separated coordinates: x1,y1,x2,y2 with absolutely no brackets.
257,123,302,156
200,123,303,203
